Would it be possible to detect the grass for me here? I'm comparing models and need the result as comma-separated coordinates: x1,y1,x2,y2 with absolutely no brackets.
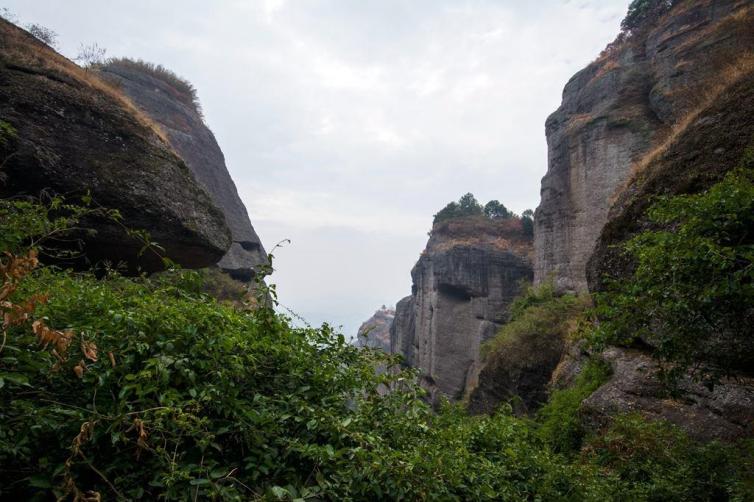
102,58,203,116
0,18,171,146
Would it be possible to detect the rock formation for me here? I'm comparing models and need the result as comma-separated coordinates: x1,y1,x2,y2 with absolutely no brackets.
0,18,230,272
580,347,754,442
355,306,394,352
539,1,754,441
534,0,754,292
100,59,267,281
390,216,533,401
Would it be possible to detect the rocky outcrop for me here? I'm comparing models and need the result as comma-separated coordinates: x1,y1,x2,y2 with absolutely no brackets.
100,60,267,281
0,19,231,271
355,306,394,352
587,60,754,294
581,347,754,442
390,216,533,401
535,0,754,292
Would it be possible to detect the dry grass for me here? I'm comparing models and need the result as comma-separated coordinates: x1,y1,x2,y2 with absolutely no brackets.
102,58,202,115
0,20,170,146
616,53,754,201
430,215,533,258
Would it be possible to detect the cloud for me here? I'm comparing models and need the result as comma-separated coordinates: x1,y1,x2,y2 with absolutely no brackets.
5,0,630,336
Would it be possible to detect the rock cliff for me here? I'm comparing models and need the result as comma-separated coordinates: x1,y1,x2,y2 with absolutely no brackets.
0,19,231,272
355,306,394,352
540,1,754,442
390,216,533,401
100,59,267,281
535,0,754,292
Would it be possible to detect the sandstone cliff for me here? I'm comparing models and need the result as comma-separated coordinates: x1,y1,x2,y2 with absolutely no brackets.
355,306,394,352
0,19,231,272
390,216,533,401
539,1,754,442
100,59,267,281
535,0,754,292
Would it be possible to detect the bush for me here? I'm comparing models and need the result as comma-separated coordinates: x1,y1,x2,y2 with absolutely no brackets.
483,282,589,362
2,198,752,500
536,359,611,455
25,23,58,49
592,163,754,386
621,0,675,33
103,58,202,116
581,415,754,501
0,198,613,500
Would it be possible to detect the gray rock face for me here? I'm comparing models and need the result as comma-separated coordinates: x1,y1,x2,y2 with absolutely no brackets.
534,0,754,292
355,306,394,352
0,19,231,272
390,296,416,367
100,61,267,281
390,217,533,401
581,348,754,442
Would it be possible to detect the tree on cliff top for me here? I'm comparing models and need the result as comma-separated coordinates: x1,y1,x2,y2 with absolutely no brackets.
621,0,675,33
433,192,483,224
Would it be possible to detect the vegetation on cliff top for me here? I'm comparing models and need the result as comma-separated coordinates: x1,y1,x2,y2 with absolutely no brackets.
432,193,534,236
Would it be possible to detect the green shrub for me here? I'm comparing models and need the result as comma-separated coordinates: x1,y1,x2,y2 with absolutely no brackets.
581,415,754,501
621,0,675,33
0,198,613,500
2,198,752,500
483,282,589,363
536,359,611,455
592,164,754,386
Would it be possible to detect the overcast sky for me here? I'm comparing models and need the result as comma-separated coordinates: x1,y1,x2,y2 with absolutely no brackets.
7,0,629,336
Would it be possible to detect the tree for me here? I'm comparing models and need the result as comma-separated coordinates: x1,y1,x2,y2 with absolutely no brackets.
457,192,483,217
621,0,674,33
484,200,511,219
521,209,534,236
26,23,58,49
75,43,107,69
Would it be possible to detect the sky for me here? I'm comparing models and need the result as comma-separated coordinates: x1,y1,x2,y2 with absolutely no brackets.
6,0,630,337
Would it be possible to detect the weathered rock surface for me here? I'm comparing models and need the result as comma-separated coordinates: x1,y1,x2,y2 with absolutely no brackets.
587,60,754,294
581,347,754,442
355,306,394,352
0,19,231,271
535,0,754,292
390,217,533,401
100,60,267,281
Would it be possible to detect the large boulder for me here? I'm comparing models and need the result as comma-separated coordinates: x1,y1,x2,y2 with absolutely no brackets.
581,347,754,442
0,19,230,271
99,60,267,281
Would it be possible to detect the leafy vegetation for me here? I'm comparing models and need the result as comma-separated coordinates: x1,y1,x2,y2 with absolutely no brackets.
621,0,676,33
482,282,588,363
592,161,754,387
581,415,754,501
432,193,533,233
536,359,611,455
1,198,752,500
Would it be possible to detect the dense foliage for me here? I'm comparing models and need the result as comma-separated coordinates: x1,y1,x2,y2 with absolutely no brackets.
592,162,754,386
482,282,588,365
1,198,753,500
432,193,533,232
621,0,675,33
